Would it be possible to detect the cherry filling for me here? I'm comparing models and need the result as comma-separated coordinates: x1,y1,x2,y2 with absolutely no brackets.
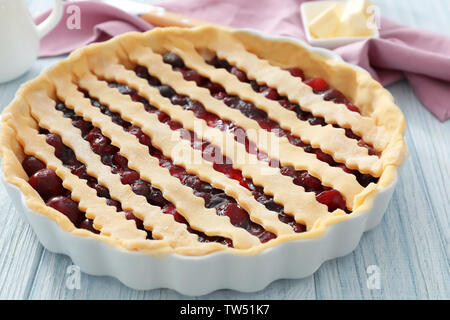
50,130,157,238
53,101,233,246
85,86,305,234
129,66,351,211
107,74,346,213
22,156,94,232
159,53,378,187
206,56,378,154
81,90,278,243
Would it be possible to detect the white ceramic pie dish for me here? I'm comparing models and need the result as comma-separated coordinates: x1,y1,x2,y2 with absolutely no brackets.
0,28,399,295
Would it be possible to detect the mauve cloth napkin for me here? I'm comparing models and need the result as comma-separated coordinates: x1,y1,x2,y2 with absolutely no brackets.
35,0,450,121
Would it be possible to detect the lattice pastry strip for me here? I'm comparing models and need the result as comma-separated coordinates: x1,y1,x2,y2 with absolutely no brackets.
109,44,364,208
47,67,261,249
23,82,233,253
83,57,339,228
164,42,382,175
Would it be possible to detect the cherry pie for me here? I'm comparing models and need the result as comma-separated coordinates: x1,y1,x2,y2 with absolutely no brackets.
0,27,406,256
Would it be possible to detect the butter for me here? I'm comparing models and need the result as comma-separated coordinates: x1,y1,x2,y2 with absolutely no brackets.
306,0,375,39
336,0,373,37
309,3,342,39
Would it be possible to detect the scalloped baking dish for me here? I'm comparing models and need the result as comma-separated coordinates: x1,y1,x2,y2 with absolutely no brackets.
0,28,402,295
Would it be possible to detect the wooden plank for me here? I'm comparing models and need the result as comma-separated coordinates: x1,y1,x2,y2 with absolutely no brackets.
314,80,450,300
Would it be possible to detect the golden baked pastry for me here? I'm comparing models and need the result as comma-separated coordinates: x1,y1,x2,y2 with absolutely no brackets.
0,26,407,256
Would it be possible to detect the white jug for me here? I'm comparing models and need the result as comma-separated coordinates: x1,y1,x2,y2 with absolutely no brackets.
0,0,63,83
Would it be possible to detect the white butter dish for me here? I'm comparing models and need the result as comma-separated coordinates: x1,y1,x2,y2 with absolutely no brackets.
300,1,379,50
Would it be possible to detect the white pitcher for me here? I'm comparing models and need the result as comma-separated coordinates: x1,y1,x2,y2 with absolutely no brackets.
0,0,63,83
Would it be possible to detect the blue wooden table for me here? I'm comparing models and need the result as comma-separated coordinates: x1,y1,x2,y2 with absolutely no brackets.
0,0,448,299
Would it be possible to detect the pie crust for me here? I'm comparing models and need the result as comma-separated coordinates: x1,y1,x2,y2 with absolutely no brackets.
0,26,407,256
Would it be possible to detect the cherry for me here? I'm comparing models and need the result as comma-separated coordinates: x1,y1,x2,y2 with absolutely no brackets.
124,210,144,229
204,82,225,94
119,170,139,185
79,219,100,234
72,119,92,137
86,129,110,154
131,181,151,199
286,67,305,80
249,80,260,92
71,163,88,179
315,149,336,165
127,125,143,137
22,156,46,177
157,111,170,123
85,127,100,142
278,212,306,233
287,135,304,147
46,195,84,225
257,230,277,243
106,198,122,211
336,163,354,174
177,68,205,86
223,95,240,108
230,66,248,82
209,57,231,69
205,193,228,209
162,52,185,68
316,190,347,211
304,78,328,92
113,84,134,96
181,175,202,190
261,87,279,100
92,183,110,198
171,94,189,106
355,172,378,187
323,89,348,104
280,166,295,177
39,128,50,135
29,168,64,200
46,133,64,158
168,120,183,130
217,202,249,229
358,140,377,156
294,171,322,190
307,116,326,126
162,204,187,224
195,231,233,247
112,153,128,169
158,85,176,98
148,186,168,207
346,103,361,113
185,100,203,113
55,102,67,112
345,128,360,140
134,65,150,78
111,113,131,128
263,199,284,213
213,91,228,100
